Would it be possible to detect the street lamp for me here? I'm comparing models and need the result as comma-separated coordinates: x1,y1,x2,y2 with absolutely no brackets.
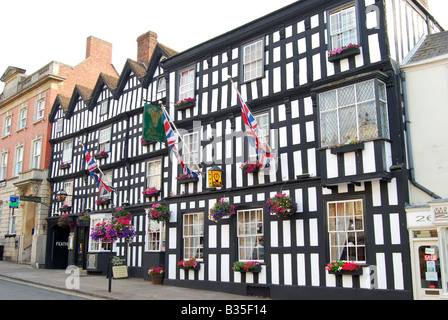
56,190,68,202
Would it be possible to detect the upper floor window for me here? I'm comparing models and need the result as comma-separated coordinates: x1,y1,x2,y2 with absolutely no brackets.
18,107,27,130
62,140,73,163
329,4,358,50
32,139,42,169
99,127,112,153
100,100,109,117
182,132,200,170
15,146,24,176
178,67,195,101
243,39,264,82
147,159,162,190
249,113,270,159
319,79,389,147
35,98,45,121
56,118,63,133
3,116,11,136
0,152,8,181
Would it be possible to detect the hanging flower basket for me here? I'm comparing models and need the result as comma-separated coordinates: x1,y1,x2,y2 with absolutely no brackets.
115,207,131,220
326,260,363,275
76,215,90,227
266,193,298,218
148,267,165,285
210,198,235,222
142,187,161,198
232,261,261,273
58,213,75,228
240,161,263,174
59,162,71,170
93,151,109,160
147,204,171,223
90,215,136,244
178,258,200,271
95,198,110,206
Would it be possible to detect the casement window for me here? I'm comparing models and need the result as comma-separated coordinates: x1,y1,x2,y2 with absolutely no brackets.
4,116,11,136
15,146,24,176
249,113,270,159
147,159,162,190
178,67,195,101
56,118,63,133
99,127,112,153
89,214,112,252
327,199,366,263
329,4,359,50
183,212,204,260
18,107,27,130
146,219,166,252
243,39,264,82
0,152,8,181
319,79,389,147
35,98,45,121
62,140,73,163
100,100,109,117
237,209,264,261
31,139,42,169
182,132,200,170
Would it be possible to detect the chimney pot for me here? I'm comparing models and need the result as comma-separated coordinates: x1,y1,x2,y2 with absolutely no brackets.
137,31,158,67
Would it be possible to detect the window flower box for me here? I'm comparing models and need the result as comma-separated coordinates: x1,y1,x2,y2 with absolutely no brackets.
328,44,361,63
174,98,196,111
176,173,199,184
266,193,298,219
240,161,263,174
142,187,161,198
178,258,200,271
141,138,158,147
326,260,363,276
93,151,109,160
232,261,262,273
95,198,110,206
59,162,71,170
330,140,365,155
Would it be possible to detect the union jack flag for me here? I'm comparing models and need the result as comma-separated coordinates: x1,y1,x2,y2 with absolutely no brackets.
162,111,198,178
236,88,275,168
84,147,116,196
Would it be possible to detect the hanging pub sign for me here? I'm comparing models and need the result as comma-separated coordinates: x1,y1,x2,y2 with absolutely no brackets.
143,104,166,143
208,166,223,188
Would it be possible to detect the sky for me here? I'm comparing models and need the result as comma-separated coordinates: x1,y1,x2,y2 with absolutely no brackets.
1,0,447,92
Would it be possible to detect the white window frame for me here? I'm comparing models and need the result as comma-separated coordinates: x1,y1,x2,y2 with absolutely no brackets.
178,67,195,101
4,116,11,136
8,208,16,235
63,181,73,207
147,159,162,190
0,152,8,181
62,140,73,163
56,118,63,133
249,113,270,159
18,107,27,130
182,132,200,170
89,214,113,252
31,139,42,169
99,127,112,153
327,199,366,263
15,146,24,176
145,218,166,252
35,98,45,121
237,208,264,261
329,4,358,50
100,100,109,117
183,212,204,260
242,39,264,82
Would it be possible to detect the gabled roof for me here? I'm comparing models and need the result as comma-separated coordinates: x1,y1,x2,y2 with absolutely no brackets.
402,31,448,66
87,73,119,110
49,94,71,123
142,43,178,88
0,66,26,82
65,85,93,119
113,59,147,97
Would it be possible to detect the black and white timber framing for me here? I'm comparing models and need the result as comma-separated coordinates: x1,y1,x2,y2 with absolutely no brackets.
46,0,442,300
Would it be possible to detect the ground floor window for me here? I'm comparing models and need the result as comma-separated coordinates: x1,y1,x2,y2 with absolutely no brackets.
237,208,264,261
327,199,366,262
89,214,112,252
183,212,204,260
146,218,166,252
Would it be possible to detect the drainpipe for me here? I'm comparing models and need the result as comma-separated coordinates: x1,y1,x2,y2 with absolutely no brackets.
401,71,441,199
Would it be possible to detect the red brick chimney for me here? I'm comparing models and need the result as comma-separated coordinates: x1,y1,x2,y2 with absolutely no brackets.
86,36,113,63
137,31,158,67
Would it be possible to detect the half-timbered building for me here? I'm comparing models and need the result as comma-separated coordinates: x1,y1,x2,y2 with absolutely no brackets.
46,0,443,300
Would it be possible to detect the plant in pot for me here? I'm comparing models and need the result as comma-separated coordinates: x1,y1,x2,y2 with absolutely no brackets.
148,267,165,285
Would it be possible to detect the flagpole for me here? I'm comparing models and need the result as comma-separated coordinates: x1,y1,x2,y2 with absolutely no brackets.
227,76,274,155
160,104,202,173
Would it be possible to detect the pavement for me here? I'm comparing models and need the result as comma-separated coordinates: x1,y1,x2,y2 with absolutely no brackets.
0,261,266,301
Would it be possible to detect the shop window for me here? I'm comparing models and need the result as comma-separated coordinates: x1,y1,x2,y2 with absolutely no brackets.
237,208,264,261
327,199,366,263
